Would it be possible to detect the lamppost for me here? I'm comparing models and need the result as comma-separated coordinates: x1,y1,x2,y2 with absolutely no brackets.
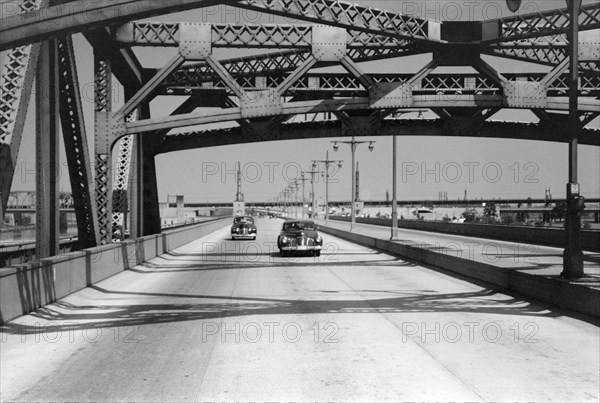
312,151,343,224
302,168,321,220
332,136,375,231
297,173,310,219
290,180,300,218
391,135,399,240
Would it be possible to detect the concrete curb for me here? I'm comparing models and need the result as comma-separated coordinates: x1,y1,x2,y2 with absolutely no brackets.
319,225,600,318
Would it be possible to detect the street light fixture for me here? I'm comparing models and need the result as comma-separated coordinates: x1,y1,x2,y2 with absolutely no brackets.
332,136,375,231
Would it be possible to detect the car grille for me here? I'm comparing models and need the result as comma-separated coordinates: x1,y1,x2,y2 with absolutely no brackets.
294,236,314,246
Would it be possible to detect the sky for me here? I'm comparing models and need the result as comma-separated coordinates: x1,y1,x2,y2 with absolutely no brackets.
3,0,599,205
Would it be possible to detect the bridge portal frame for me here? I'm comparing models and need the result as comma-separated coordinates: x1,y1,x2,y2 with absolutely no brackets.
0,0,598,271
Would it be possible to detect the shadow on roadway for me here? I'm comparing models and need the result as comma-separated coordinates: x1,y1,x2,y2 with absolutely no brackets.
3,283,580,336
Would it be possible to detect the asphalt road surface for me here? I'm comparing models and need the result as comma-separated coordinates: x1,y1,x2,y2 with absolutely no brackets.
1,218,598,402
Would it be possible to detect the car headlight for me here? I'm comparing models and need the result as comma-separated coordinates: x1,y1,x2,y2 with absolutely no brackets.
316,235,322,243
280,236,289,243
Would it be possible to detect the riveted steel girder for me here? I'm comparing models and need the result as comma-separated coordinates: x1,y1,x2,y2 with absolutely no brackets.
158,119,600,153
125,95,600,136
36,38,60,259
0,0,438,51
56,36,100,248
234,0,436,42
84,28,144,89
0,0,48,217
484,32,600,73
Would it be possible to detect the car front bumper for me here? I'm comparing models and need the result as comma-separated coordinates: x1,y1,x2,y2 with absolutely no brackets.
232,233,256,239
280,245,322,251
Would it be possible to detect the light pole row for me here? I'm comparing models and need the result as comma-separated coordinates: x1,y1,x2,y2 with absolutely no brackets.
331,136,375,231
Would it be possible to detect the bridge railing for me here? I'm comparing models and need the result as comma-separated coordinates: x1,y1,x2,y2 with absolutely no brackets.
0,216,231,322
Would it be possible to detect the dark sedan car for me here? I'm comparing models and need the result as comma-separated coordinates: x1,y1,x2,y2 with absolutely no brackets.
230,215,257,240
277,220,323,256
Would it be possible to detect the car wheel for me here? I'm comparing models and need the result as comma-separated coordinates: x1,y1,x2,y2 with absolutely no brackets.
231,236,236,240
315,251,321,257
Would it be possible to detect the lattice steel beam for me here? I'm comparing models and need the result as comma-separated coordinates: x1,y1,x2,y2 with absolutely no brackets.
1,0,436,50
0,0,223,51
94,54,114,245
234,0,435,42
112,134,134,242
485,3,600,44
157,46,422,95
57,35,99,248
157,71,600,97
116,22,413,49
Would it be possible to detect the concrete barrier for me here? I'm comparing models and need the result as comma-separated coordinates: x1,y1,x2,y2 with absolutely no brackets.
0,218,230,323
319,225,600,318
330,216,600,252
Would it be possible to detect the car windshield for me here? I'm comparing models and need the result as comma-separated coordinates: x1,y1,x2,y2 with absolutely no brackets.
283,221,315,231
234,216,254,225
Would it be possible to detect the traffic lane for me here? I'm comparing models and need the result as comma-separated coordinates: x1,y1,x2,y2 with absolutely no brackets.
0,218,406,402
158,217,390,266
1,218,598,402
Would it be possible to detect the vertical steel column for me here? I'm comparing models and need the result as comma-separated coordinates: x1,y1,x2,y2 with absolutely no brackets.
35,39,60,258
112,134,134,241
129,134,140,238
115,86,140,240
391,135,399,240
562,0,584,278
56,36,99,248
141,133,162,236
0,0,47,217
94,54,113,244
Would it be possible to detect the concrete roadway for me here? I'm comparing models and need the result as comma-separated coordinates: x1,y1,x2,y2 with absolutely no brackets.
1,218,598,402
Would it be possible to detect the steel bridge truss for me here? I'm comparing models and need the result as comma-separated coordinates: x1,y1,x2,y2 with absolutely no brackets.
1,0,599,252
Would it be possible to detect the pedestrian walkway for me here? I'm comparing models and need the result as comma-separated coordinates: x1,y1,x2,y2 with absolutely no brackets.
316,218,600,317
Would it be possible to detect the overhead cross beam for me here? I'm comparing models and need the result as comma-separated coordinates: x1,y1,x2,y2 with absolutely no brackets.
157,119,600,154
115,22,413,48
